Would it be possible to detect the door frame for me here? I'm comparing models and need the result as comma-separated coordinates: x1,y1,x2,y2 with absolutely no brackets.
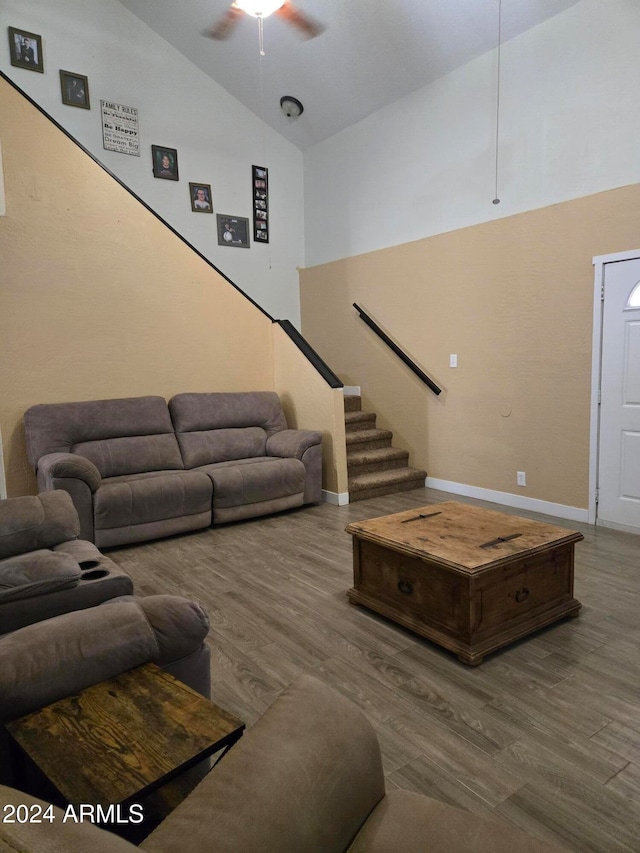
589,248,640,525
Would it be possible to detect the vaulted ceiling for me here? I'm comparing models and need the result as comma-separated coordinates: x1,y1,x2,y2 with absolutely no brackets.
118,0,581,150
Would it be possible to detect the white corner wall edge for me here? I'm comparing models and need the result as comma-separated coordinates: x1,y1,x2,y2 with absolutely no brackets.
425,478,589,524
322,490,350,506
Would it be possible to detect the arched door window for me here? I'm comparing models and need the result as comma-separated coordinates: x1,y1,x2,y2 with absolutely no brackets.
627,281,640,308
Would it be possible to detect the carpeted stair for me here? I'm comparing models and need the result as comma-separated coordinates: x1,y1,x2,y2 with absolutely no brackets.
345,394,427,502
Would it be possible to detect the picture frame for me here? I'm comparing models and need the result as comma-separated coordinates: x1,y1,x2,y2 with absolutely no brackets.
8,27,44,73
217,214,250,249
252,164,269,243
152,145,179,181
189,182,213,213
60,70,90,109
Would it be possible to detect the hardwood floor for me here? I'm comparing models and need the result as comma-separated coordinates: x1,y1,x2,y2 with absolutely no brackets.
109,488,640,852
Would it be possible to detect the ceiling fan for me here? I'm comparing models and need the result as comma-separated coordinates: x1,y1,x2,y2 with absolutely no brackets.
204,1,324,42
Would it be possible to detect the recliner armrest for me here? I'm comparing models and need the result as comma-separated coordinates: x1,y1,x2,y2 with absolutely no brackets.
266,428,322,460
0,599,160,722
0,551,80,605
37,452,102,492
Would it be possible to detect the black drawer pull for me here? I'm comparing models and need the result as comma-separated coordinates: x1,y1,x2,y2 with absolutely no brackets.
515,587,529,603
398,580,413,596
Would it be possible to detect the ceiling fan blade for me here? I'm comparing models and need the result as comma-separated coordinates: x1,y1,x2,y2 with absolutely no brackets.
276,1,324,39
203,5,244,40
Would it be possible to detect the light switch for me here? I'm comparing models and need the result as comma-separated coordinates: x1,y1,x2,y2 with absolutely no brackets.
449,354,458,368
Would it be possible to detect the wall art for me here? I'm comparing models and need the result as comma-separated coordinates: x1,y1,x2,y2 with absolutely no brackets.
152,145,179,180
8,27,43,73
101,101,140,156
189,182,213,213
217,215,249,248
252,165,269,243
60,70,90,109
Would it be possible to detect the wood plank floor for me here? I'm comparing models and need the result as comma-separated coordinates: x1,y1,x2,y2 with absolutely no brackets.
109,488,640,852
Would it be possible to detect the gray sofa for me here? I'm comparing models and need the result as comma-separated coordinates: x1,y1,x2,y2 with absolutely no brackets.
0,675,567,852
24,392,323,547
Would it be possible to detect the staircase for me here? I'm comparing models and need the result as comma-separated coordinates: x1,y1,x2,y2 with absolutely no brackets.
344,394,427,502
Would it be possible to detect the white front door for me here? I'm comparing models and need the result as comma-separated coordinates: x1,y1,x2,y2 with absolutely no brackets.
598,257,640,532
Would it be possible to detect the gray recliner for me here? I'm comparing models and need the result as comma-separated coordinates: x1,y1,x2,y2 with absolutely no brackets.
0,490,133,633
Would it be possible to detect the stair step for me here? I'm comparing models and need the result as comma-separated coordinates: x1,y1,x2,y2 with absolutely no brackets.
345,410,376,433
343,394,362,414
347,446,409,475
345,428,393,452
348,467,427,503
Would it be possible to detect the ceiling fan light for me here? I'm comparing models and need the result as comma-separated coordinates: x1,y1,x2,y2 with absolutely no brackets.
234,0,286,18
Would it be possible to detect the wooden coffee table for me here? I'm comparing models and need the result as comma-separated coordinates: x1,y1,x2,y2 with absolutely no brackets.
346,501,583,664
6,663,244,838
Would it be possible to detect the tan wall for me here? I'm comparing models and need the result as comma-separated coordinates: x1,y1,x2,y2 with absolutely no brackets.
272,324,347,495
300,185,640,510
0,79,277,497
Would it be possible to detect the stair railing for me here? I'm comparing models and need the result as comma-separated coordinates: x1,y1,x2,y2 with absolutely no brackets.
353,303,442,396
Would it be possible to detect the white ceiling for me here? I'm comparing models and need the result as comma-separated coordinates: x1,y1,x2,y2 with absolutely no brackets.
117,0,581,150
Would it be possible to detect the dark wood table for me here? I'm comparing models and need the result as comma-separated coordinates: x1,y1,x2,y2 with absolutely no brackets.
6,663,244,839
346,501,583,664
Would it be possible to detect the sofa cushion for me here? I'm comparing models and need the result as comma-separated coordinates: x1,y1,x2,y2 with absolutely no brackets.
170,391,287,435
24,396,182,470
0,492,80,560
199,457,305,508
74,433,184,477
177,427,267,469
95,472,212,531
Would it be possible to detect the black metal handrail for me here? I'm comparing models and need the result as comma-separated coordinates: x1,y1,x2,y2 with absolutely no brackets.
277,320,343,389
353,304,442,396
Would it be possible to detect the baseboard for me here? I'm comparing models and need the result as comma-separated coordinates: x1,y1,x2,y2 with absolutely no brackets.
596,518,640,535
425,477,589,524
342,386,361,396
322,489,350,506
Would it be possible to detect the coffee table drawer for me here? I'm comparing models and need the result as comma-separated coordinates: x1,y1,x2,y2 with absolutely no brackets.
475,546,572,631
356,540,459,630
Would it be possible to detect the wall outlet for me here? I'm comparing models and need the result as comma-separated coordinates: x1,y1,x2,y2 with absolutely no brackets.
517,471,526,487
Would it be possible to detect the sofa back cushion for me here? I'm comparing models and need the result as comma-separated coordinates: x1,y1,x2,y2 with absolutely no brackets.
24,397,184,477
0,492,80,560
169,392,288,468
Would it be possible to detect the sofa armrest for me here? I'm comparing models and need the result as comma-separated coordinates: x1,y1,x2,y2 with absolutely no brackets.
0,551,80,605
136,594,210,666
266,428,322,461
37,452,102,492
0,600,160,723
143,675,385,853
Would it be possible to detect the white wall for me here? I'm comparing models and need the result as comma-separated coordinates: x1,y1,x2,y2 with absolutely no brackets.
0,0,304,324
304,0,640,267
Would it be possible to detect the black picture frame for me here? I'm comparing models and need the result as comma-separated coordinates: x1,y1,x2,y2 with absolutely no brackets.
152,145,179,181
189,182,213,213
8,27,43,73
217,215,250,249
60,70,90,109
252,165,269,243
